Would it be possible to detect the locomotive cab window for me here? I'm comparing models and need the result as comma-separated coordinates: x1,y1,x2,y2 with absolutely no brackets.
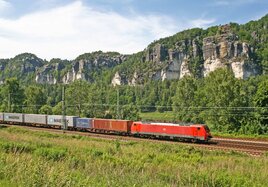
197,127,201,130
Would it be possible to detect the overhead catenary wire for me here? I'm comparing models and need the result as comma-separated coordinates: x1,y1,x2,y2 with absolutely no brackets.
12,103,268,109
10,103,268,117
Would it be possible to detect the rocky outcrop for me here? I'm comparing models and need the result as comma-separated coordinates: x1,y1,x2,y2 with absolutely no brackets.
202,29,259,78
35,52,125,84
231,60,260,79
111,72,122,86
121,24,259,85
129,72,138,86
62,60,91,84
35,64,58,84
160,49,191,81
146,43,168,64
13,53,44,74
0,60,7,71
141,41,194,83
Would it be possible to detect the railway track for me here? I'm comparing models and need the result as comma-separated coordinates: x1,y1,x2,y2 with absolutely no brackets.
1,124,268,156
205,138,268,156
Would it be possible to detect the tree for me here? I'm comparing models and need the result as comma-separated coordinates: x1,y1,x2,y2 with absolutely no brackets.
172,76,198,122
0,78,24,113
65,80,91,117
52,102,62,115
39,105,53,115
24,85,46,114
199,68,244,132
254,79,268,134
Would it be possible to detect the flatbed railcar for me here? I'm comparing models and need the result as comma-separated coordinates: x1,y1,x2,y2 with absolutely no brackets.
0,112,212,142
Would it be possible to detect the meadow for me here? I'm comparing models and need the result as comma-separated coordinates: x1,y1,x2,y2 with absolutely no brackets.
0,125,267,187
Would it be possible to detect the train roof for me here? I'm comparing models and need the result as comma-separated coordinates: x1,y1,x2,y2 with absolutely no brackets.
137,121,205,127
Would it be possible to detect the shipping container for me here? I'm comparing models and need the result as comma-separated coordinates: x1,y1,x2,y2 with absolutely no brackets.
4,113,24,123
24,114,47,125
47,115,78,127
76,118,92,129
0,113,3,122
93,119,133,133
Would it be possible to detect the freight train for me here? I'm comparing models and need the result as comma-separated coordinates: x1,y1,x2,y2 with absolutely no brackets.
0,113,212,142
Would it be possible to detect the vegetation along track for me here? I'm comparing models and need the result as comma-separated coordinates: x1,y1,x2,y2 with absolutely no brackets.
1,124,268,156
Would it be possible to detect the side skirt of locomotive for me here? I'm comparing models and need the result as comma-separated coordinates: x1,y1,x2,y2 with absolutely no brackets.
132,132,208,142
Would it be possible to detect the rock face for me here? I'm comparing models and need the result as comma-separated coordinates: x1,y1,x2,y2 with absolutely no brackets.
144,42,193,83
62,60,91,84
202,28,259,79
129,72,139,86
111,72,122,86
35,63,62,84
35,52,125,84
122,24,260,85
146,43,168,63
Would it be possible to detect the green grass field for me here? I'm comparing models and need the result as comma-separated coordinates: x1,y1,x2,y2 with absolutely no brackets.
0,125,268,186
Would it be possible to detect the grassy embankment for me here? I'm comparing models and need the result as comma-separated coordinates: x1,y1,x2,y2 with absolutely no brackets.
0,125,267,186
140,112,268,140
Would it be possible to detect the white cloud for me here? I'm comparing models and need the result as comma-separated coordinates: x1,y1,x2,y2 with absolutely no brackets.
213,1,230,6
0,0,11,14
212,0,261,6
0,1,215,60
0,1,178,59
190,18,216,28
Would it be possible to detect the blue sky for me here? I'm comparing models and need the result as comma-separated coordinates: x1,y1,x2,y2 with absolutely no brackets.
0,0,267,60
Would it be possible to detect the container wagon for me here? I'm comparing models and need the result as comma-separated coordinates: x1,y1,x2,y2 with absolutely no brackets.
93,119,133,134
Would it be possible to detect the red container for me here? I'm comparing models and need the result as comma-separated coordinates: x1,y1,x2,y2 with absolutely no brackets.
131,122,210,141
93,119,133,133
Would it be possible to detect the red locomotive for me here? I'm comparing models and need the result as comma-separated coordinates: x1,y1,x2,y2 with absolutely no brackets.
131,122,212,142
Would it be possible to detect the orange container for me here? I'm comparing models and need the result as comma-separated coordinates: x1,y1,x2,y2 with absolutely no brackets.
93,119,133,133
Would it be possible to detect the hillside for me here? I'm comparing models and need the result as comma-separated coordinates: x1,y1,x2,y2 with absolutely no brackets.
0,14,267,85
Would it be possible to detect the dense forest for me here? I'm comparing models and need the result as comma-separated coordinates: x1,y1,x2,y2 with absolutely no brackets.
0,69,267,134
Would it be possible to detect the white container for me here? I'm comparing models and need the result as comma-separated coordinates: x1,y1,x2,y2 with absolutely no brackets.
47,115,78,127
24,114,47,125
4,113,24,123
